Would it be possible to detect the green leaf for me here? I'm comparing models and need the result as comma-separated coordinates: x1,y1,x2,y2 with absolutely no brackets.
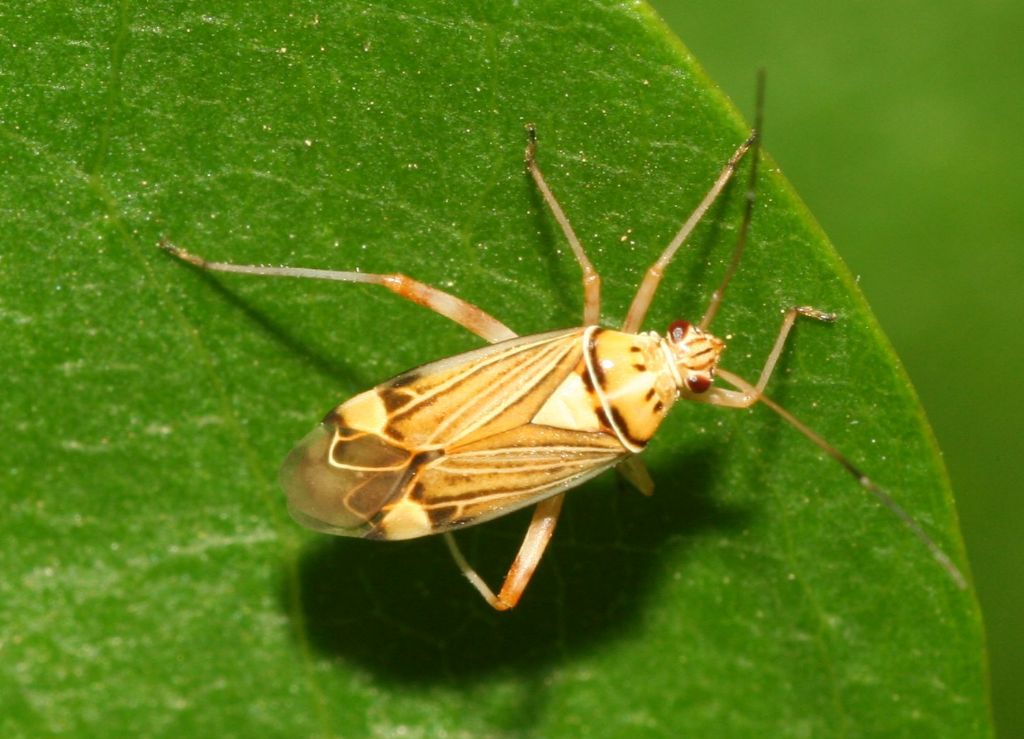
1,1,989,737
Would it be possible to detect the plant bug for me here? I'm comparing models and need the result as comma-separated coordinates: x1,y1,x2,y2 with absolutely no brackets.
161,78,965,609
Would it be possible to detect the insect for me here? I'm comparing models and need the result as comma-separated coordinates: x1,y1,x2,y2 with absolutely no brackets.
161,86,965,609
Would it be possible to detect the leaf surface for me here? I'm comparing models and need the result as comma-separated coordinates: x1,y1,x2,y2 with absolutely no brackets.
0,2,989,736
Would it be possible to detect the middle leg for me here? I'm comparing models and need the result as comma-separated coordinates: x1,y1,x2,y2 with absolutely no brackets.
524,125,602,326
621,134,756,334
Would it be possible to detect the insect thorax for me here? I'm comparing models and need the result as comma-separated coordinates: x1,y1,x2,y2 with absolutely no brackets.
581,328,680,451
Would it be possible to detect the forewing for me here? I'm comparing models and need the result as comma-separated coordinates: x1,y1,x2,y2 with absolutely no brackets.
385,423,629,537
285,327,628,541
375,328,586,448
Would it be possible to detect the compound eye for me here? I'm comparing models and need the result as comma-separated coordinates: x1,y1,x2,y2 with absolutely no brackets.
668,319,691,342
686,373,711,394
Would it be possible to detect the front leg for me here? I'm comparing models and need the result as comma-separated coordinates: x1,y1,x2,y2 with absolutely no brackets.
699,306,835,409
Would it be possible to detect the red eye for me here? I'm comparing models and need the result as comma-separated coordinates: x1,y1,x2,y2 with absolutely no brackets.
686,374,711,394
668,319,690,341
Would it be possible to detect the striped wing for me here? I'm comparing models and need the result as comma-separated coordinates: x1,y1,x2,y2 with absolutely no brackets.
280,328,630,540
377,328,591,448
386,423,626,538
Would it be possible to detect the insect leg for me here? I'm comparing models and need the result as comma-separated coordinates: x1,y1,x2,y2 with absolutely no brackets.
696,309,968,589
699,306,834,409
524,124,602,325
621,133,756,334
616,455,654,496
159,240,516,343
444,493,566,611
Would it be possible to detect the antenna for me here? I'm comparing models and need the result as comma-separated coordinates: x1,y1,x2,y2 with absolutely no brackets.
700,68,766,331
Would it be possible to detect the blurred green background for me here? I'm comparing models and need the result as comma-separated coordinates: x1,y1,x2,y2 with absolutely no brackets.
649,0,1021,734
